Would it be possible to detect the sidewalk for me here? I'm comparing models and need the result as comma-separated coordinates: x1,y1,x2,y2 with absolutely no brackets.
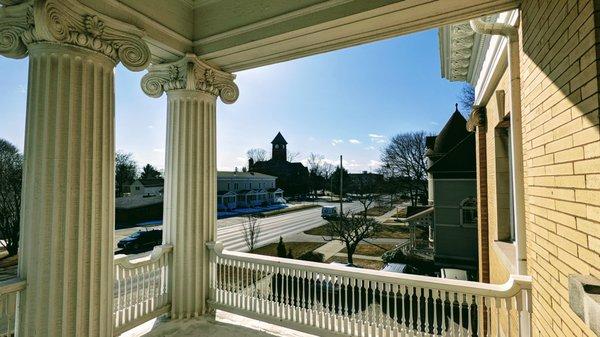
313,241,345,260
374,203,408,223
332,253,382,261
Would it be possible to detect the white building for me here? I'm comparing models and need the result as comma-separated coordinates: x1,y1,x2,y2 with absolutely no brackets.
128,178,164,196
216,171,283,210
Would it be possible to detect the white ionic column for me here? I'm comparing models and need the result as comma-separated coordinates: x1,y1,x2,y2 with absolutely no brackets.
19,41,116,337
0,2,150,336
141,54,238,318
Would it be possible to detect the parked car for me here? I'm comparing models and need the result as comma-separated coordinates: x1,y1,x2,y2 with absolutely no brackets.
321,206,338,220
117,229,162,253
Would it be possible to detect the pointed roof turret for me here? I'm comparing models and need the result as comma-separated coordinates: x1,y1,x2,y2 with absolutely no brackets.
271,132,288,145
432,104,469,154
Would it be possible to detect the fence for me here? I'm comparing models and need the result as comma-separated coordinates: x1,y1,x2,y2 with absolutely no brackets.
113,244,172,336
207,241,532,337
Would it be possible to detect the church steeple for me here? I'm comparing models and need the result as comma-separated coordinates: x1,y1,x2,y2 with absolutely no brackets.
271,132,288,161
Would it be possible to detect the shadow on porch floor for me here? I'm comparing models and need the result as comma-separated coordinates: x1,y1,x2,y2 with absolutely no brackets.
120,310,316,337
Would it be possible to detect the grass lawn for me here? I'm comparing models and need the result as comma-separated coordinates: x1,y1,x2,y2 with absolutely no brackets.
305,224,410,240
356,206,394,217
340,243,396,257
303,225,331,236
392,208,407,218
258,204,320,217
325,256,384,270
375,225,410,239
250,241,324,258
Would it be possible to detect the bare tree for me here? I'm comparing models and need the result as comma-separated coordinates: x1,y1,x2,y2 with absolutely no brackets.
322,212,382,265
287,151,301,162
242,215,261,251
353,174,379,216
246,148,268,162
458,83,475,114
306,153,325,174
380,132,428,206
321,162,335,194
0,139,22,256
307,153,326,196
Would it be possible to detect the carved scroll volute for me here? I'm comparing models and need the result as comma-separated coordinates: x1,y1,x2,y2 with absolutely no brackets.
141,54,239,104
0,1,30,58
0,0,151,71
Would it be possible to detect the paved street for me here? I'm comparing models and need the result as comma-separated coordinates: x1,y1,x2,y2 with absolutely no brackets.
114,201,364,253
216,200,363,251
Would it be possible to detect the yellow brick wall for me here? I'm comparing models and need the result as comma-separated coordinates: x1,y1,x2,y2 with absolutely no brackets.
520,1,600,336
482,70,516,286
482,66,520,337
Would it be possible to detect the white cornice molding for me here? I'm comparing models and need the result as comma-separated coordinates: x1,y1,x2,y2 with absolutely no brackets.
198,0,520,72
473,10,519,105
193,0,353,46
439,14,498,83
439,9,519,106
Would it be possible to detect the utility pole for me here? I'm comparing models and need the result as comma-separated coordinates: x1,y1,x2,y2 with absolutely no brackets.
339,155,343,216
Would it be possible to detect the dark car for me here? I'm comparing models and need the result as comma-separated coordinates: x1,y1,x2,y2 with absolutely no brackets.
117,229,162,253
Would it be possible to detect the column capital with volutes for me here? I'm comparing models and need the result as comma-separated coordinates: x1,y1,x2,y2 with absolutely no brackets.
0,0,151,71
140,53,239,104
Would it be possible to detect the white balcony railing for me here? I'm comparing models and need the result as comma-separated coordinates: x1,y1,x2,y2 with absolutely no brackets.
207,241,532,337
113,244,173,336
0,277,25,337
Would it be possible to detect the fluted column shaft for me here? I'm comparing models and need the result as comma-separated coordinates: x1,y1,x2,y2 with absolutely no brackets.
18,42,116,337
163,90,217,318
140,53,237,318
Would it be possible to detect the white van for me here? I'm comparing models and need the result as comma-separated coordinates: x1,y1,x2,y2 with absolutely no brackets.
321,206,338,220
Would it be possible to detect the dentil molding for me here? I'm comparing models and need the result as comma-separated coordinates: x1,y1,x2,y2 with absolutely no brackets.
141,53,239,104
0,0,150,71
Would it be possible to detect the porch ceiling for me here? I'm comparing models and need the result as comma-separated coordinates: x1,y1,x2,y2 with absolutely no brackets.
82,0,520,72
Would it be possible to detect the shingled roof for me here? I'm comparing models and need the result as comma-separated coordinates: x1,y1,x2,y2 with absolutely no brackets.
271,132,288,145
428,132,476,177
432,105,469,155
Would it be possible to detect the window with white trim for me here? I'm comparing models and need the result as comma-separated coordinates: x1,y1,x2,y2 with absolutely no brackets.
460,197,477,226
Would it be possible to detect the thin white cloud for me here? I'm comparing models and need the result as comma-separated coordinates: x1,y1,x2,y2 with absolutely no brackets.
369,160,383,167
348,139,361,144
153,148,164,153
345,159,360,168
365,146,376,151
17,85,26,94
308,136,316,142
368,133,386,144
430,121,439,126
331,139,343,146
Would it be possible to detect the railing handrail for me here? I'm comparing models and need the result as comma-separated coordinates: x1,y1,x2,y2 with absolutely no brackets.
114,244,173,269
207,241,531,297
0,277,26,296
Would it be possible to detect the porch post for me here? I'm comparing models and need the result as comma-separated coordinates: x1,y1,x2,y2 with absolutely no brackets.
141,54,238,318
0,1,150,336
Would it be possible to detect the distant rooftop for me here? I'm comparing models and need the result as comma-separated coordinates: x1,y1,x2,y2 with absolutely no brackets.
218,171,276,178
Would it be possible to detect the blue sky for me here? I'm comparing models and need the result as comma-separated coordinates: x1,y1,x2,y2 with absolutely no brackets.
0,28,464,173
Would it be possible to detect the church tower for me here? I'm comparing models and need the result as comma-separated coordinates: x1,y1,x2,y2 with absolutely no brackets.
271,132,288,161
